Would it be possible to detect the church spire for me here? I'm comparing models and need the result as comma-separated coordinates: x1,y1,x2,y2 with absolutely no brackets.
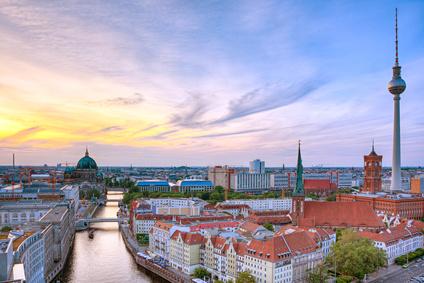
293,140,304,196
85,147,89,157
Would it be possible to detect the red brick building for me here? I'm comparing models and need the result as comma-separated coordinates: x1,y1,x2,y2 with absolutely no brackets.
304,179,337,196
363,144,383,193
337,193,424,219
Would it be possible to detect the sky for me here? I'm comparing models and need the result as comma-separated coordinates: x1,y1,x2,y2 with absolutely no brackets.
0,0,423,167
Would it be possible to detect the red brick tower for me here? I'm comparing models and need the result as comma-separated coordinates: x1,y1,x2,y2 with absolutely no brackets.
363,142,383,193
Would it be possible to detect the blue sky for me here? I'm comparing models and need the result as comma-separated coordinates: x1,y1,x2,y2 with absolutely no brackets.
0,0,423,167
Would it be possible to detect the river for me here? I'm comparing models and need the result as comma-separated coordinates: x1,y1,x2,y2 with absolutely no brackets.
62,193,159,283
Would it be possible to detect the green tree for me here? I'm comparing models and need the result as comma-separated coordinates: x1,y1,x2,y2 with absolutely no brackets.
236,271,255,283
193,267,210,279
325,229,386,280
1,226,12,232
262,223,274,232
136,233,149,245
307,263,329,283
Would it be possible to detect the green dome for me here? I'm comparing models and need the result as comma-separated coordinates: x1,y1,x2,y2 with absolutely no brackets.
76,148,98,170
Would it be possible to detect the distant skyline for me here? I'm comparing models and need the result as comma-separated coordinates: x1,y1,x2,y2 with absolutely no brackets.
0,1,423,167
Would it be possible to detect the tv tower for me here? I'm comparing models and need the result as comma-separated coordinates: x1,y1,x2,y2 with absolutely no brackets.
387,8,406,191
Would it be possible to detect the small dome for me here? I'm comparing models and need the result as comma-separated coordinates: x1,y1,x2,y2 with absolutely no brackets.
76,148,98,170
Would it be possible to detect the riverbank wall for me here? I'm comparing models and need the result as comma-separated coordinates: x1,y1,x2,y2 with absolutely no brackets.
120,224,190,283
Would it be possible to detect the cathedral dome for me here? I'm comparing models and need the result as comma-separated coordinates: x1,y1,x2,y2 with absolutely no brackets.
76,148,98,170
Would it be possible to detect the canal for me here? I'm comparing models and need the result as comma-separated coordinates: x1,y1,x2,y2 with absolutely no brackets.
62,193,159,283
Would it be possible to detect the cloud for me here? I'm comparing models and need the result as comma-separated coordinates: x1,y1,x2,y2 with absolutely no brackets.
211,81,319,125
97,126,124,132
102,93,144,106
193,128,268,139
0,126,43,144
169,92,209,128
143,129,179,140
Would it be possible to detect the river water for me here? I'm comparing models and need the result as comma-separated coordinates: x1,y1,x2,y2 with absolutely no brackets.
62,193,158,283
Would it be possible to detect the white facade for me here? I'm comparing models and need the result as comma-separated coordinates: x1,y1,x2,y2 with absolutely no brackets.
0,202,53,226
13,232,45,283
234,173,270,193
61,185,80,211
134,218,156,234
223,199,292,212
372,232,423,264
146,198,206,208
0,238,13,281
148,223,173,260
270,173,297,190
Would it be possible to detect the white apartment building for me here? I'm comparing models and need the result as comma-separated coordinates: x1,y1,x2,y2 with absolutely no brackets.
359,221,424,264
169,231,204,275
61,185,80,211
149,221,173,260
0,201,55,226
13,231,45,283
234,173,270,194
223,198,292,212
146,198,207,209
0,238,13,281
382,177,410,192
270,173,297,190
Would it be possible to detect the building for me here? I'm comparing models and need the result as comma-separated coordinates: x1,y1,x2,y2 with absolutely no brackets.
133,213,173,235
233,173,270,194
73,148,99,182
0,200,57,226
303,179,337,196
39,206,74,282
270,172,352,191
136,180,170,193
411,175,424,194
387,9,406,191
208,166,236,191
60,185,80,211
249,159,265,174
169,231,204,275
359,220,424,263
363,144,383,194
177,179,214,193
222,198,292,212
292,143,384,231
215,204,250,217
12,231,45,283
149,221,174,260
0,237,13,281
270,173,296,190
337,192,424,219
247,210,291,226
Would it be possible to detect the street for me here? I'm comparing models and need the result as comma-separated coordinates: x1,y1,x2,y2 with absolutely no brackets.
370,261,424,283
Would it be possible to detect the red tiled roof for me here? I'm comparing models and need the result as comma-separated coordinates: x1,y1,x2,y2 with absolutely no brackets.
171,230,205,245
135,213,173,221
359,221,423,245
248,215,291,225
239,221,260,233
245,231,320,263
249,210,289,216
300,201,384,228
153,221,173,231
